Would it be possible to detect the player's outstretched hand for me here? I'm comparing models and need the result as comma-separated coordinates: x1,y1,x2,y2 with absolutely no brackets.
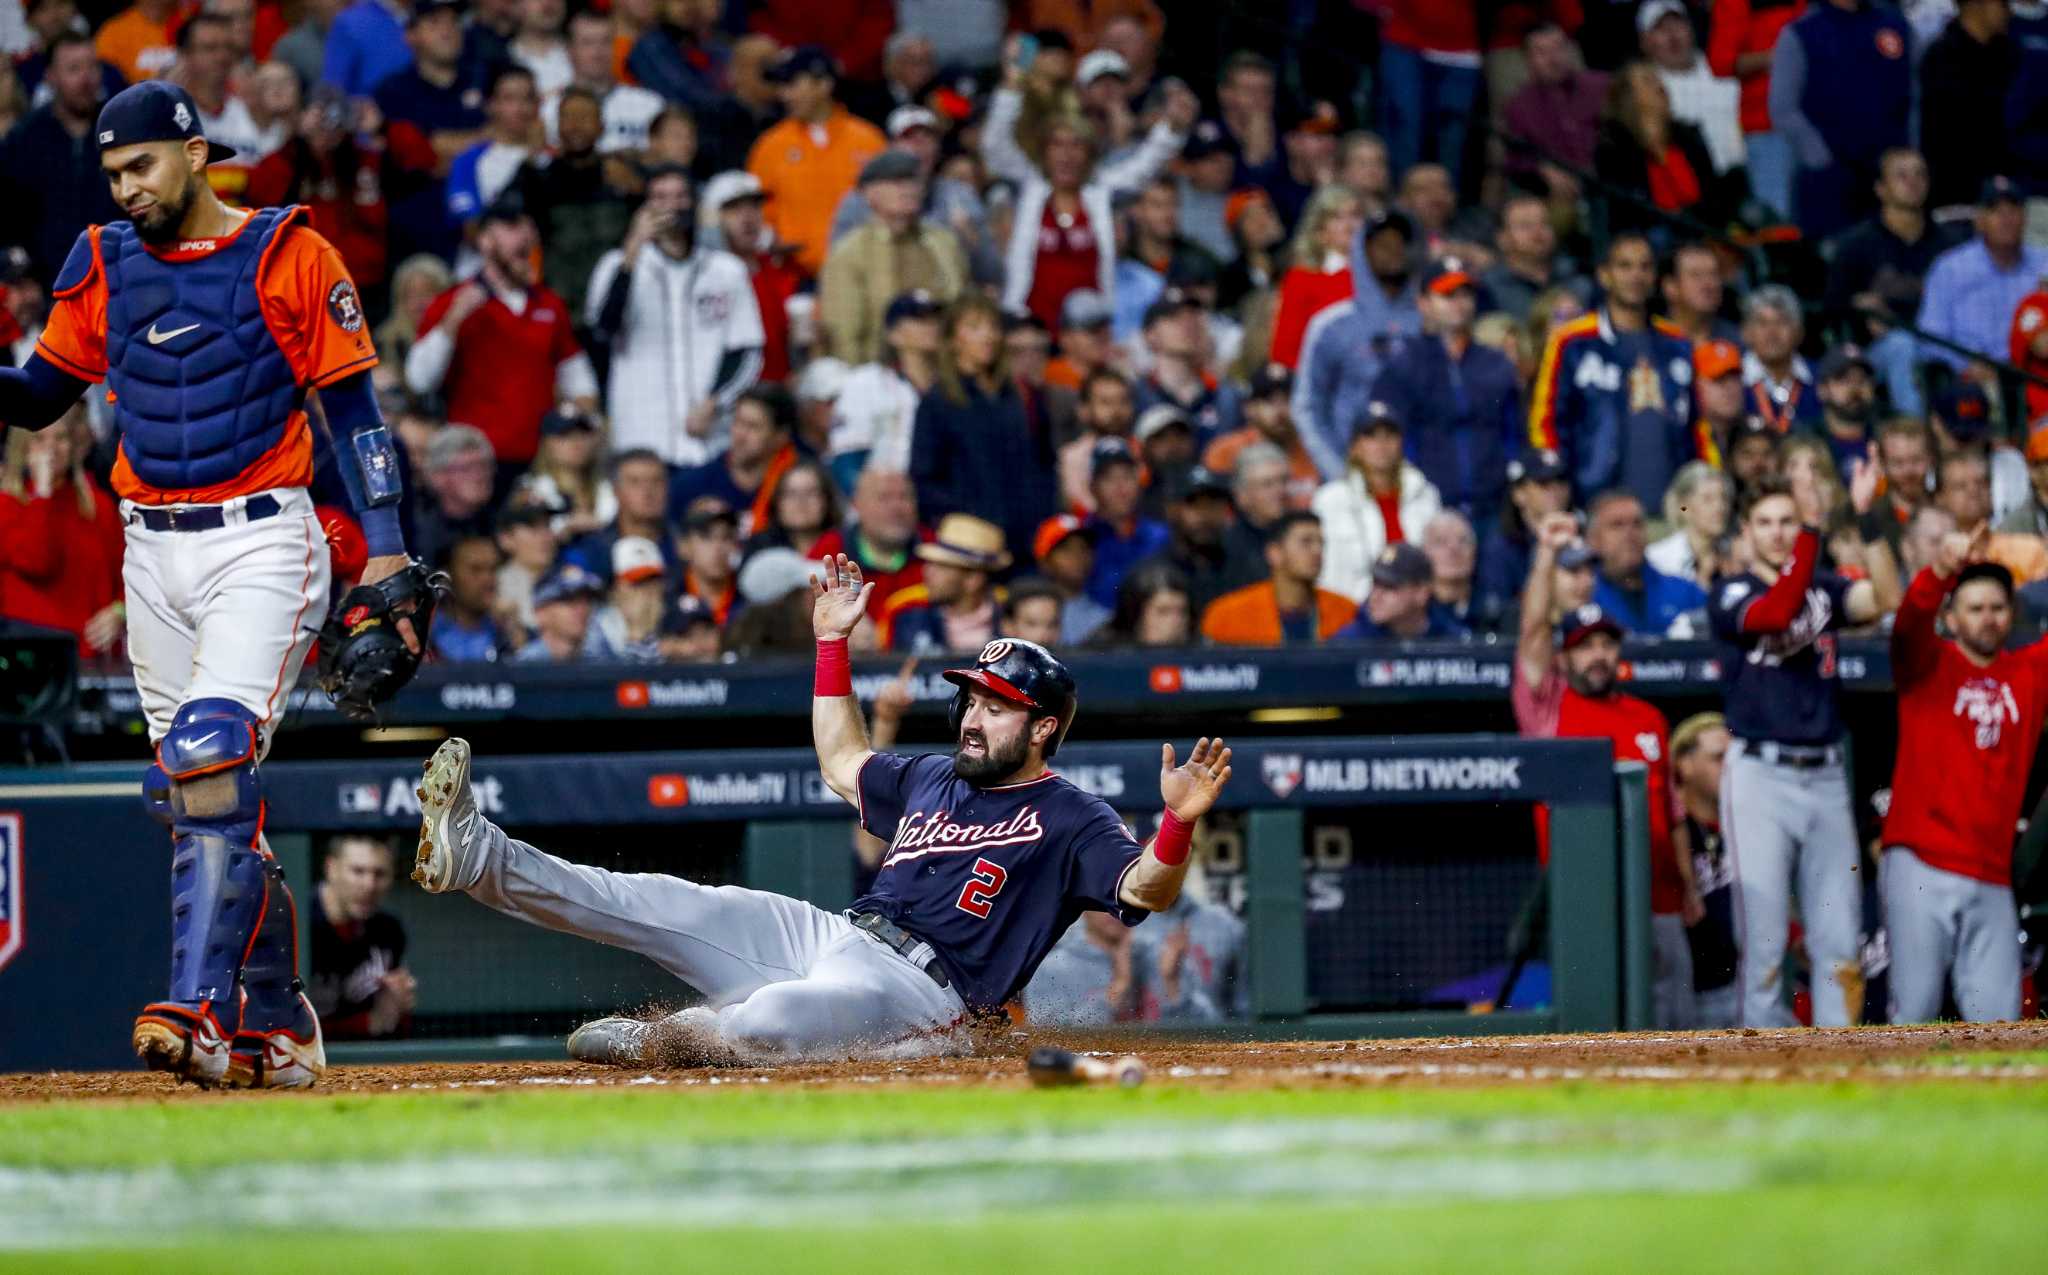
1160,737,1232,822
812,553,873,641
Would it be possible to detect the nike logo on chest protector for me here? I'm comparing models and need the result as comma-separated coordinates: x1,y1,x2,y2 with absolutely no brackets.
146,322,201,345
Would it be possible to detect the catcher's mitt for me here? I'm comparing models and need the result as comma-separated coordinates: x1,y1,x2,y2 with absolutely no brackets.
317,561,447,720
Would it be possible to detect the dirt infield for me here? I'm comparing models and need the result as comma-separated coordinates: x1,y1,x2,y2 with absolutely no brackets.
6,1019,2047,1103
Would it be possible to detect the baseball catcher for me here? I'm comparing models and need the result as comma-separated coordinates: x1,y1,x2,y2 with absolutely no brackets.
410,553,1231,1065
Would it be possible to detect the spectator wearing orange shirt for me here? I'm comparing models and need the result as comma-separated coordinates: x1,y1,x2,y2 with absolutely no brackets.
1200,510,1354,646
744,46,885,277
95,0,189,83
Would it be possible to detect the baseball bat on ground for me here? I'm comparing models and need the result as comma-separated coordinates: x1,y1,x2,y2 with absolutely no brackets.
1027,1046,1147,1088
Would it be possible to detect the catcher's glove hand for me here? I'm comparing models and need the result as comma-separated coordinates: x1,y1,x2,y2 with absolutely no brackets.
317,560,447,720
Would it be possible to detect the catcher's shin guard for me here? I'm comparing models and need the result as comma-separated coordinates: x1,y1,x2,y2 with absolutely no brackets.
225,855,325,1089
133,700,270,1087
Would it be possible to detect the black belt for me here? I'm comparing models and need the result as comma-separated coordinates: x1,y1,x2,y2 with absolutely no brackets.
1742,740,1843,769
132,493,282,532
848,910,951,989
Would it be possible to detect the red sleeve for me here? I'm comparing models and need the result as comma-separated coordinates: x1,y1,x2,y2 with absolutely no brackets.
417,286,456,334
385,120,439,174
2011,295,2048,365
550,301,581,365
1706,0,1750,78
1738,528,1819,633
1268,272,1303,367
1511,660,1564,737
1890,566,1950,690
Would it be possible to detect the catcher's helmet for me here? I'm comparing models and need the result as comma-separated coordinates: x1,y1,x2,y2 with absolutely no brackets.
943,638,1079,759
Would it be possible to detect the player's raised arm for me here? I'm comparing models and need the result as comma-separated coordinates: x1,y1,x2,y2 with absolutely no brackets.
1121,738,1233,911
812,553,876,804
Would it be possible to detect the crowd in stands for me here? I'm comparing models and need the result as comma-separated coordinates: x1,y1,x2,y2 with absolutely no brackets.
6,0,2048,669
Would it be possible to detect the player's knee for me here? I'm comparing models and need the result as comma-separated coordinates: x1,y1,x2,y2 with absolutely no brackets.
140,762,174,828
718,998,803,1058
159,699,264,834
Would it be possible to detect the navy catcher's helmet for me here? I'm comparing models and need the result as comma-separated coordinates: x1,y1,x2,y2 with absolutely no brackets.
943,639,1079,759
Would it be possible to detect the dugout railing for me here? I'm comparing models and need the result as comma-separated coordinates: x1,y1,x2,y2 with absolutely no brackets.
0,736,1651,1071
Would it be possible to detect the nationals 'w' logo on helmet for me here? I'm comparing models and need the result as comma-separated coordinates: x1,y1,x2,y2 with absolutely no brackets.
943,639,1079,758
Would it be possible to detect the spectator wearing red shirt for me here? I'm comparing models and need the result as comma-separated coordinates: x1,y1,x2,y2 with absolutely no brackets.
1708,0,1806,218
1882,533,2048,1022
403,203,598,469
746,0,892,84
1501,21,1609,206
810,467,928,623
705,170,802,384
0,411,125,658
1514,510,1698,1027
246,86,393,304
2010,286,2048,424
1268,185,1364,369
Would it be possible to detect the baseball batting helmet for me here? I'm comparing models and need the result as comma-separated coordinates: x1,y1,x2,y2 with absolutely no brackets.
943,639,1079,759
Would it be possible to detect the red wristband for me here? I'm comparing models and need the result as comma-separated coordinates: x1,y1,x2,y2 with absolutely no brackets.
814,638,852,697
1154,809,1193,866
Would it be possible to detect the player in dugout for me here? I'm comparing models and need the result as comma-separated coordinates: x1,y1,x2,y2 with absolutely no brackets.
408,554,1233,1065
1882,526,2048,1022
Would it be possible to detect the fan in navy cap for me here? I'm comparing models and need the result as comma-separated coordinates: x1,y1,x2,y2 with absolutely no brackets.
0,74,420,1090
1513,508,1696,1025
1084,435,1171,608
1477,447,1573,626
1334,541,1468,639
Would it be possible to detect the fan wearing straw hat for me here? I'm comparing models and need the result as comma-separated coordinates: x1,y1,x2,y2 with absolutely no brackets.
878,512,1013,652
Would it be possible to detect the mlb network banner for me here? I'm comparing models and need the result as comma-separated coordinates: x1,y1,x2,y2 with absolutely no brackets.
75,641,1893,733
265,736,1616,831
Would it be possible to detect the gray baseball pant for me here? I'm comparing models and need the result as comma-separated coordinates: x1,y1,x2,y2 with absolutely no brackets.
461,817,968,1061
1722,747,1866,1027
1651,912,1696,1029
1881,848,2020,1023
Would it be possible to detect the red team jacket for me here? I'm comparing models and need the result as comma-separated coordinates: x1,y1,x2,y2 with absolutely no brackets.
1881,567,2048,886
1514,662,1685,913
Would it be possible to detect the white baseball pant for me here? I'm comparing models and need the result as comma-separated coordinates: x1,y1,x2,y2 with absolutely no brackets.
1722,746,1866,1027
461,816,969,1061
1881,848,2020,1023
120,485,330,756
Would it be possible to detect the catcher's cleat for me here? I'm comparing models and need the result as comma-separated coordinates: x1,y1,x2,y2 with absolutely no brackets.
225,993,327,1090
567,1016,655,1067
133,1003,232,1087
414,738,484,893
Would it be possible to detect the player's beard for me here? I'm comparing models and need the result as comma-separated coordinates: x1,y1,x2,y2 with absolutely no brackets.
953,725,1032,784
131,174,198,245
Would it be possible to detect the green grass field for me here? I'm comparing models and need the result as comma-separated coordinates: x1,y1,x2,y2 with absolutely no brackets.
5,1056,2048,1274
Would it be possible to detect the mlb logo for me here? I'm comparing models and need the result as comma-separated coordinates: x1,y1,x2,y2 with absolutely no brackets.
339,783,382,815
1262,754,1303,800
0,814,22,974
1365,661,1395,687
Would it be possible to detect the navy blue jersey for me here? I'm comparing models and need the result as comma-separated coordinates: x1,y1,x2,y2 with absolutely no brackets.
851,753,1148,1011
1708,568,1853,744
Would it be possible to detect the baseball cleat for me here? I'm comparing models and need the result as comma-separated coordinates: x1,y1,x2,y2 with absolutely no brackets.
567,1016,655,1067
132,1004,232,1087
414,738,483,893
226,996,327,1090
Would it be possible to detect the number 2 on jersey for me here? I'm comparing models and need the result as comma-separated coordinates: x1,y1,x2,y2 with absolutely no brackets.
955,857,1008,918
